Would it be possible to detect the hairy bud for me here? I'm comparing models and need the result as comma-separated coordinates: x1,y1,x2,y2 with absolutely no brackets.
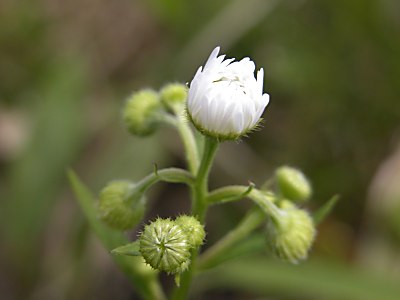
123,89,162,136
276,166,312,202
139,218,191,274
175,215,206,249
266,204,316,263
160,83,188,111
98,180,145,230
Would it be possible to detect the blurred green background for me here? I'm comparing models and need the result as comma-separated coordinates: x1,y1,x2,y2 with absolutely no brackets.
1,0,400,299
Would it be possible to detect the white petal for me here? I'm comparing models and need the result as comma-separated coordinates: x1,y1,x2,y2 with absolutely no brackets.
187,47,268,138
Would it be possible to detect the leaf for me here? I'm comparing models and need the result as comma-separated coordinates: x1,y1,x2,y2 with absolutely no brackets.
199,234,265,270
67,169,127,249
313,195,339,225
67,169,166,300
112,241,141,256
195,257,400,300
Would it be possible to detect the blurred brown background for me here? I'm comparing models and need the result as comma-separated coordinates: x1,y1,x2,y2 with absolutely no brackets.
1,0,400,299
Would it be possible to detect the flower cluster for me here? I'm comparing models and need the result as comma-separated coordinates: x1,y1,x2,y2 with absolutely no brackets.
70,46,333,299
139,216,205,274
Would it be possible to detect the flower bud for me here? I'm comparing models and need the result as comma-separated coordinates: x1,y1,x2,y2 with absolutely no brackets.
175,215,205,248
266,205,316,263
276,166,312,202
187,47,269,140
98,180,145,230
123,89,162,136
139,218,191,274
160,83,188,111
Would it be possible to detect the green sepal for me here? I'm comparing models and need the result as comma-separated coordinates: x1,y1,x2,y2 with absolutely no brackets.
313,195,339,225
186,106,264,141
111,241,141,256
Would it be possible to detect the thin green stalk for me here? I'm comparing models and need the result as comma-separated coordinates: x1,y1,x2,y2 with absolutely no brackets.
207,185,255,205
176,117,200,175
192,136,219,221
134,167,194,193
172,136,219,300
172,105,200,175
207,185,281,222
198,207,265,270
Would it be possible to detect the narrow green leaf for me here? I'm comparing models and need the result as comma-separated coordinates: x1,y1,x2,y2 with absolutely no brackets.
112,241,141,256
196,257,400,300
199,234,265,270
67,169,127,249
313,195,339,225
67,169,166,300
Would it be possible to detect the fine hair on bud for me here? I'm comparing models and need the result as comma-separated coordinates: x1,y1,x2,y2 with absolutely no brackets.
160,83,188,111
123,89,162,136
98,180,145,231
139,218,192,274
276,166,312,202
266,204,316,264
175,215,206,249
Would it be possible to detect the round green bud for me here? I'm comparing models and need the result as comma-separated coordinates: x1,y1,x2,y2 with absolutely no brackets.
98,180,145,231
159,83,188,111
276,166,312,202
266,207,316,264
175,215,206,249
123,89,162,136
139,218,191,274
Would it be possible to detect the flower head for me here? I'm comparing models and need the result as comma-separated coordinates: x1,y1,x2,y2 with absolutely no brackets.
175,215,205,248
187,47,270,140
266,202,316,264
123,89,162,136
139,218,191,274
98,180,146,230
276,166,312,202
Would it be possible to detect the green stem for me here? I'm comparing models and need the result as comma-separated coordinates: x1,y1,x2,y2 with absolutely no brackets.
172,136,219,300
207,185,256,205
198,207,265,271
172,105,200,175
134,167,194,194
192,136,219,221
248,189,281,222
207,185,281,222
176,118,200,175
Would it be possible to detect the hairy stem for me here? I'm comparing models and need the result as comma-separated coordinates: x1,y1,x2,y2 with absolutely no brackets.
172,136,219,300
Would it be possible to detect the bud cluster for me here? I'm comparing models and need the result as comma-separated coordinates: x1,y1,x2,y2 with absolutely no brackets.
122,83,188,137
259,166,316,263
139,215,205,274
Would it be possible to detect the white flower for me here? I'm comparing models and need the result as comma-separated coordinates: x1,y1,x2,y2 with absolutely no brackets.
187,47,270,140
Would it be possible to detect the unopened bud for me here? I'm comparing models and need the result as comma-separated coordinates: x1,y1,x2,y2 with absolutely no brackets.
175,215,205,248
160,83,188,111
266,205,316,263
123,89,162,136
276,166,312,202
98,180,145,230
139,218,191,274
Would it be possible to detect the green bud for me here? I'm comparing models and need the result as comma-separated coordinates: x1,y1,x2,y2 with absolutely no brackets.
139,218,191,274
123,89,162,136
276,166,312,202
266,205,316,264
159,83,188,111
98,180,145,230
175,215,205,249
